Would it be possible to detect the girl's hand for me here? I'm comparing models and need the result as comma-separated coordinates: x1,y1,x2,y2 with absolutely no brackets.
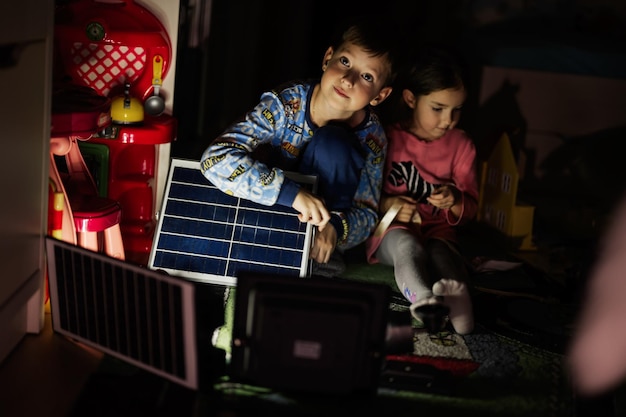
381,195,418,223
427,185,459,210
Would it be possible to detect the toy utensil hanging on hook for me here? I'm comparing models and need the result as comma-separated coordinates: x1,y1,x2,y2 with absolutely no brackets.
144,54,165,116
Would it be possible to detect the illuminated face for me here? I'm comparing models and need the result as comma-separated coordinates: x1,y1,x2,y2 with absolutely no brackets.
318,42,392,116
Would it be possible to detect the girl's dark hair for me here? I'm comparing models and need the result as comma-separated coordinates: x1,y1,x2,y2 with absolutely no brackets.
400,44,467,96
380,44,468,125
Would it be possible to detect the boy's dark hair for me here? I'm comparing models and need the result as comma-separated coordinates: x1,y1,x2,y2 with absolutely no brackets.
329,15,398,87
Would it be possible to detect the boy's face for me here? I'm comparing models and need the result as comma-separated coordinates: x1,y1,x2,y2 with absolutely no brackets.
319,42,392,114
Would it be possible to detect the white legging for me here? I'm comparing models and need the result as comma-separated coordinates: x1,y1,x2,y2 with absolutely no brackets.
375,228,468,304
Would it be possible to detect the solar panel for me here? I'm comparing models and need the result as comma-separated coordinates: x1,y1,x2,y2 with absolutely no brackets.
148,158,316,286
45,237,198,390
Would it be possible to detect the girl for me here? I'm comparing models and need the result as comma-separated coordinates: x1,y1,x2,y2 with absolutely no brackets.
366,45,478,334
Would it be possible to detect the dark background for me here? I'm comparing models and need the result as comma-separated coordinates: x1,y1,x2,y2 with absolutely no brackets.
170,0,626,253
172,0,480,159
170,0,626,160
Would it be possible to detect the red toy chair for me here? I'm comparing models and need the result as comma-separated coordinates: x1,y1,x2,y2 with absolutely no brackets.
50,83,125,260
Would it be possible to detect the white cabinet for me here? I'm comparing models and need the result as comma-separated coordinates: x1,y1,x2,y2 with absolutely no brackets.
0,0,53,363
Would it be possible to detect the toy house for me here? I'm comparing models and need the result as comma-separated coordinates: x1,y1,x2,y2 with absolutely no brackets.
478,132,536,251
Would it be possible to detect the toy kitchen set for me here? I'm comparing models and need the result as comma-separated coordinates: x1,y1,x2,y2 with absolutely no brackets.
52,0,180,266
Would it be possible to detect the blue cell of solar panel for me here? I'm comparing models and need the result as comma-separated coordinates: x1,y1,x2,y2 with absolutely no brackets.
262,228,283,247
235,225,266,245
272,213,304,231
204,204,236,223
243,210,289,230
172,163,204,183
157,251,226,276
238,197,270,209
157,235,225,258
230,242,299,266
211,190,242,206
199,255,226,275
226,260,299,277
237,209,260,227
160,217,233,242
168,182,236,213
194,221,232,241
165,193,237,223
163,197,198,218
234,226,302,249
166,182,192,200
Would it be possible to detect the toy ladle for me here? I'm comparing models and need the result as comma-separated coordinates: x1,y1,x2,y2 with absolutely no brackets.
145,55,165,116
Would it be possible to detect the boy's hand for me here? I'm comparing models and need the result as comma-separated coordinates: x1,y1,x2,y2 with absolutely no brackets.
310,225,337,263
293,189,331,230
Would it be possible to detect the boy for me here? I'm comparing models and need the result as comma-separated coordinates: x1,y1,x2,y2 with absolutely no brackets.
199,16,396,274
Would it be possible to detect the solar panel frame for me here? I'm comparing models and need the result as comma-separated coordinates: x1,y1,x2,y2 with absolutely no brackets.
45,237,199,390
148,158,317,287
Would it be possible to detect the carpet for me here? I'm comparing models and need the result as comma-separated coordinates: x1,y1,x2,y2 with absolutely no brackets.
383,324,574,416
68,287,576,417
68,254,577,417
210,326,574,417
208,286,575,417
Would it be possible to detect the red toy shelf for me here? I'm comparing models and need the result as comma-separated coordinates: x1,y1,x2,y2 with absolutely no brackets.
87,114,177,265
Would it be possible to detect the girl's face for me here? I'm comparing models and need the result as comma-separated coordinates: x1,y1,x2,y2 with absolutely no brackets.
403,87,466,141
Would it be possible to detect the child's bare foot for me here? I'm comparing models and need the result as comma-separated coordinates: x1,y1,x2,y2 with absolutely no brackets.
433,278,474,334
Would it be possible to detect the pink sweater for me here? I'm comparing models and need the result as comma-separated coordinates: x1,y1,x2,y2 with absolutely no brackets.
366,123,479,263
